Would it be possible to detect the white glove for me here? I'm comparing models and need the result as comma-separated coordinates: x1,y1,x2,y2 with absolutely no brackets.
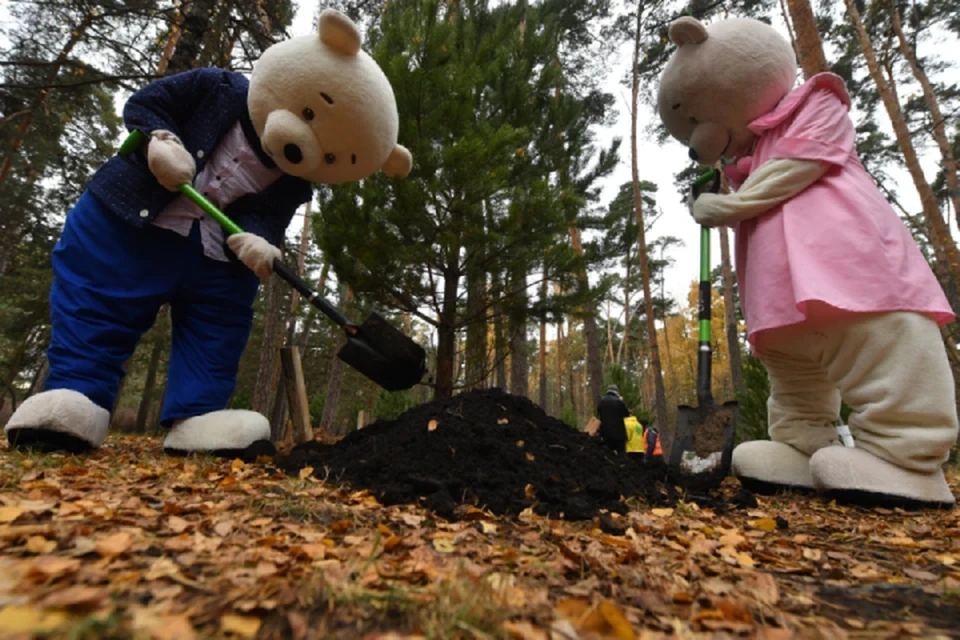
692,158,829,227
227,232,281,280
147,130,196,192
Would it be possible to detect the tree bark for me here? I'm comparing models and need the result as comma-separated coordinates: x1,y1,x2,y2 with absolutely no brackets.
135,339,163,434
492,271,507,389
888,3,960,225
464,257,487,390
165,0,220,76
253,275,284,416
630,4,669,431
156,1,191,76
435,268,461,399
844,0,960,315
508,266,529,398
539,277,548,409
568,225,604,404
718,225,745,395
319,285,353,434
785,0,830,79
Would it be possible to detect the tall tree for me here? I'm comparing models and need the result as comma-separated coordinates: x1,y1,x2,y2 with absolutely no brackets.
785,0,830,77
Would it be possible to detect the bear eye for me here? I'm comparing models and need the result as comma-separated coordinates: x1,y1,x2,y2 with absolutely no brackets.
324,153,337,164
320,92,334,105
672,103,681,111
689,117,698,125
351,154,357,165
302,107,315,121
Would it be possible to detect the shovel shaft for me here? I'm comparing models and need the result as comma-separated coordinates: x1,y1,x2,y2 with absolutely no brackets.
698,224,713,407
272,259,352,329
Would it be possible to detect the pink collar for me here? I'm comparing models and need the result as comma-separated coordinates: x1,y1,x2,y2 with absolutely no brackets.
748,72,851,135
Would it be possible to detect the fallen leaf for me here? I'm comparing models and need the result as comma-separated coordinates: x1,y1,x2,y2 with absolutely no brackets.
37,586,110,610
131,608,197,640
221,614,261,637
0,605,69,634
428,419,439,431
96,531,133,557
24,556,81,582
503,620,547,640
400,513,424,527
802,547,822,562
167,515,190,534
433,538,456,553
214,520,235,537
0,506,27,524
750,518,778,532
651,508,674,517
298,466,314,480
26,536,57,554
736,553,756,568
741,573,779,605
904,568,938,582
598,600,637,639
294,543,327,560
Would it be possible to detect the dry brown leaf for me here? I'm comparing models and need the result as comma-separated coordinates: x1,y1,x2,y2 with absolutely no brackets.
741,573,779,605
427,419,439,431
0,506,27,524
24,556,81,582
221,614,261,637
503,620,548,640
37,585,110,610
167,515,190,534
294,543,327,560
96,531,134,557
26,535,57,554
904,568,938,582
0,605,69,634
597,600,637,639
432,537,456,553
651,508,674,517
130,608,197,640
298,466,314,480
750,518,778,532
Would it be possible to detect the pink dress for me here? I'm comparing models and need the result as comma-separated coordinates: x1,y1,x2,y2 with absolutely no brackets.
723,73,954,345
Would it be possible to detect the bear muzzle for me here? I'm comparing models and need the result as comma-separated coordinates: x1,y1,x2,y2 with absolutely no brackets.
688,121,730,166
260,110,321,175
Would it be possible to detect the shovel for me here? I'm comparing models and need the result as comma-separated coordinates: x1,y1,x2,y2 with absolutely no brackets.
668,169,738,491
117,129,427,392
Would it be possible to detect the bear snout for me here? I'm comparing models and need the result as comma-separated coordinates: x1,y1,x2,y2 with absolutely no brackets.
688,121,730,166
284,144,304,164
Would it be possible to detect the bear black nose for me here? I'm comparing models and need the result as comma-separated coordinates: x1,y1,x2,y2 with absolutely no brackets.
688,147,699,162
284,144,303,164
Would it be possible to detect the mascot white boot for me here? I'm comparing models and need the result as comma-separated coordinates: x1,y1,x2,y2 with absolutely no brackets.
656,16,957,509
6,10,412,459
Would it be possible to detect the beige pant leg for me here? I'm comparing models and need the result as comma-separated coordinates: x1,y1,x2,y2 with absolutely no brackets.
755,329,842,456
818,312,958,473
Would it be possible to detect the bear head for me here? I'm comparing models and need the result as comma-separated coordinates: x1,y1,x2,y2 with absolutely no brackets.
657,17,797,166
248,9,412,184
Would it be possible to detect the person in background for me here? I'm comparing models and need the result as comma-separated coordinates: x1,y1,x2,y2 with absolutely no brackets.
624,413,646,459
644,422,663,463
596,385,630,453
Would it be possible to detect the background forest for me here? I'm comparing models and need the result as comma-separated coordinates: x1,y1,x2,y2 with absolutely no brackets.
1,0,958,453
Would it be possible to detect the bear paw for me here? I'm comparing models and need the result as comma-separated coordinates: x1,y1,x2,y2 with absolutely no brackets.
4,389,109,452
163,410,276,461
811,446,955,510
732,440,815,495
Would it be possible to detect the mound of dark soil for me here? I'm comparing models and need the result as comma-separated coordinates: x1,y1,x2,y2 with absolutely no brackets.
276,388,736,521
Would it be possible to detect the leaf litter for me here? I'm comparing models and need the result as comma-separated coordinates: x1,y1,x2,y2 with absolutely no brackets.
0,390,957,638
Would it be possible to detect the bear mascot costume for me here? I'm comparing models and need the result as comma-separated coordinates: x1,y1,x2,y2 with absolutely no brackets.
657,16,958,509
5,9,412,458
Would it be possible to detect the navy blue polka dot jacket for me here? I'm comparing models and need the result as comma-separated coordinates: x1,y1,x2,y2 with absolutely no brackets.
87,68,313,250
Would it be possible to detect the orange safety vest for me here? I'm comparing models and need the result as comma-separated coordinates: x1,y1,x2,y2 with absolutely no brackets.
644,428,662,455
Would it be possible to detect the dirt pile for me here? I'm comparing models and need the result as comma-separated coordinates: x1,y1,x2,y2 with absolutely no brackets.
276,388,733,521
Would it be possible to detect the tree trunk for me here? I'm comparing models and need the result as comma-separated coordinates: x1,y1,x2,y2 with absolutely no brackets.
156,1,191,76
619,235,632,366
844,0,960,316
785,0,829,79
464,258,487,390
135,339,163,434
253,275,284,416
568,225,604,405
435,268,461,399
508,266,529,398
556,317,565,412
539,277,548,409
631,4,668,431
718,225,745,395
888,3,960,224
492,271,507,389
165,0,220,76
319,285,353,434
297,262,330,354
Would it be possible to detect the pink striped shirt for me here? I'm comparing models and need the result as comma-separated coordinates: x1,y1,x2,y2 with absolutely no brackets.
153,122,283,261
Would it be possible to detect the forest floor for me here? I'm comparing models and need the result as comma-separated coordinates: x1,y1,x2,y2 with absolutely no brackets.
1,392,959,639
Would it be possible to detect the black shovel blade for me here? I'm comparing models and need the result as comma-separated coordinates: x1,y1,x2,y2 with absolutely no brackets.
336,312,427,391
668,400,739,491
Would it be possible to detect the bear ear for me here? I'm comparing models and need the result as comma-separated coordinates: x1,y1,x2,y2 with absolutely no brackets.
669,16,708,47
382,145,413,178
319,9,361,57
